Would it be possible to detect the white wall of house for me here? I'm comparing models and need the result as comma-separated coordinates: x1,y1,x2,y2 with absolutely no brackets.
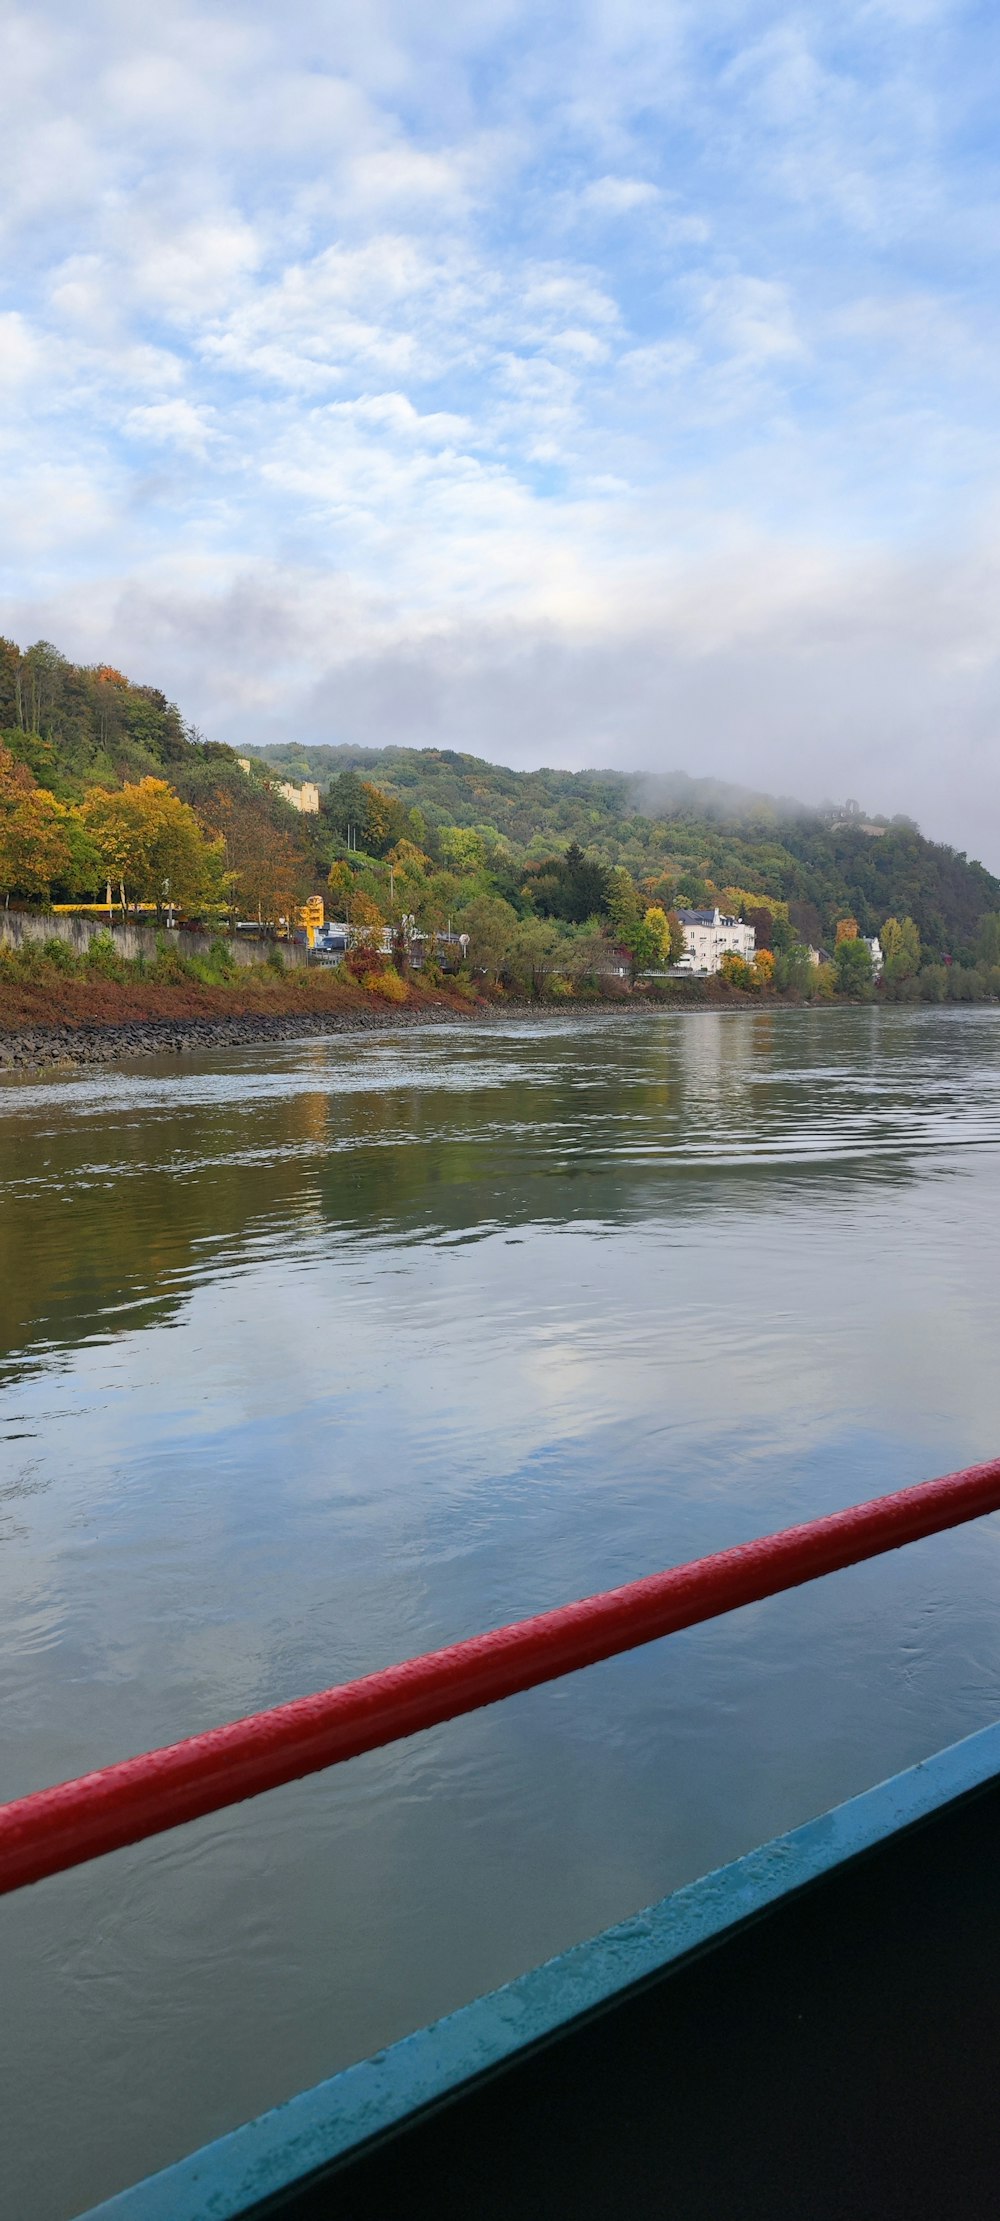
863,936,884,974
674,909,757,975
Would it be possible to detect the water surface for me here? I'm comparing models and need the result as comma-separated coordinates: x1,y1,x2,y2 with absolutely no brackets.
3,1007,1000,2217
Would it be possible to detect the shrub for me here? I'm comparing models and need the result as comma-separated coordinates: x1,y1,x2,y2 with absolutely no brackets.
85,930,126,980
41,937,79,973
347,944,382,980
362,966,407,1002
720,952,754,990
266,944,284,973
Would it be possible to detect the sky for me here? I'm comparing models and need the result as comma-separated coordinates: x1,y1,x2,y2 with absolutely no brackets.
2,1,999,860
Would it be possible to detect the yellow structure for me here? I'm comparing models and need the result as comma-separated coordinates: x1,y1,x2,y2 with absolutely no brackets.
300,894,325,948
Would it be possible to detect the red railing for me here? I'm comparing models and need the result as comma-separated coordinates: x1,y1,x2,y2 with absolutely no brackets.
3,1458,1000,1898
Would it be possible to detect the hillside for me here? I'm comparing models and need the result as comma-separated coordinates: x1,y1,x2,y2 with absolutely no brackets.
2,637,998,971
246,741,999,956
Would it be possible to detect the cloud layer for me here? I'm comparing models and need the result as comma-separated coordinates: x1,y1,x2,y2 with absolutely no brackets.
2,2,999,858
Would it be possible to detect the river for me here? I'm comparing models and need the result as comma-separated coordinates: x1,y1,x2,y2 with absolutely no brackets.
3,1006,1000,2217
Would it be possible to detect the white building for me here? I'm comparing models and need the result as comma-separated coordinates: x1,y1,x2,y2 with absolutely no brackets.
277,780,320,814
673,908,757,976
863,935,883,975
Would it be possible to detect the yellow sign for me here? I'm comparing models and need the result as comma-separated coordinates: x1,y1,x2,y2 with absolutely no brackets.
300,896,324,927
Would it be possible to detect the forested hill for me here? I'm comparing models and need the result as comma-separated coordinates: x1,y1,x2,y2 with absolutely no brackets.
247,740,999,955
1,636,998,958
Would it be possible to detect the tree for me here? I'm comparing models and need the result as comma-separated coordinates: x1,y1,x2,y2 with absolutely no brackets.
833,936,874,995
835,916,859,943
504,919,563,996
0,746,77,899
80,777,226,912
753,948,776,987
327,773,407,857
209,785,310,926
773,942,815,994
976,912,1000,967
457,895,519,982
347,890,386,950
745,906,775,952
439,826,486,874
326,859,355,914
881,915,921,981
720,952,753,989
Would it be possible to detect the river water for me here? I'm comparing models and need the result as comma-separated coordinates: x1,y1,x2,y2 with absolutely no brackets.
3,1006,1000,2217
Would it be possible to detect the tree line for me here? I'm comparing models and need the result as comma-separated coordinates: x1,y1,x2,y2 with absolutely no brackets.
3,636,1000,1003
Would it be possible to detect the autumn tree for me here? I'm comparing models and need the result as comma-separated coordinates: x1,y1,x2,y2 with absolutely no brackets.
835,916,859,944
81,778,227,912
0,746,79,899
326,859,355,914
347,890,386,949
720,951,753,989
881,916,921,980
205,786,310,927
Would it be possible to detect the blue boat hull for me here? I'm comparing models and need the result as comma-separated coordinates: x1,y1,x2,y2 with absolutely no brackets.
79,1720,1000,2220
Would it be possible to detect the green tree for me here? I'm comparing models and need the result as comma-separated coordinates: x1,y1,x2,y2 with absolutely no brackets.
976,912,1000,966
833,935,874,996
504,918,563,997
773,942,815,994
457,895,519,982
439,826,487,873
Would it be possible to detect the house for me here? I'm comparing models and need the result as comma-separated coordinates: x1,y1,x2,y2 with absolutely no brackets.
863,936,884,975
673,909,756,976
277,781,320,814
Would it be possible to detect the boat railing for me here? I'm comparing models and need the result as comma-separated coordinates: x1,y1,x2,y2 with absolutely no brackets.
2,1457,1000,1898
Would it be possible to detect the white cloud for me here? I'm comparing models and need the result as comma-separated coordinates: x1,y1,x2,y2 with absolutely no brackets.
124,400,217,455
578,174,660,215
0,0,998,864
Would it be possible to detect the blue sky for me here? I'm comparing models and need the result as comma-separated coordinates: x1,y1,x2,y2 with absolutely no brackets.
2,2,1000,858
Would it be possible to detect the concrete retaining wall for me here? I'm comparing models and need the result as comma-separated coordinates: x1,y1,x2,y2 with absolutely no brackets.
0,911,308,968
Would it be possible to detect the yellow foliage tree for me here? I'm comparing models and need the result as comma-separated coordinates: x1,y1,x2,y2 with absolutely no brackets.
80,778,226,912
753,948,776,986
0,748,75,898
720,887,789,922
347,889,386,952
326,860,354,913
835,916,859,943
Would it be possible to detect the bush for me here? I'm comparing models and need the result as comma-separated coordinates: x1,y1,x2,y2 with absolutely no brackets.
947,965,984,1002
203,936,237,979
361,966,407,1002
85,930,126,980
920,965,947,1002
266,944,284,973
41,937,80,973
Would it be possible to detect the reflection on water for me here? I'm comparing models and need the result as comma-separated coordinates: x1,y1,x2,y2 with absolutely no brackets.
2,1007,1000,2217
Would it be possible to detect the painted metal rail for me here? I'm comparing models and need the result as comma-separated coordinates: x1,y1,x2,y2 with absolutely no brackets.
3,1457,1000,1898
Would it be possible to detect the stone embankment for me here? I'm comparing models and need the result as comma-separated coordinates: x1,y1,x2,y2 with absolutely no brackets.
0,1006,474,1071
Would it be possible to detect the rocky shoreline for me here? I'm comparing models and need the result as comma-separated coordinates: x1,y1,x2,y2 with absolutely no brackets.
0,1005,484,1071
